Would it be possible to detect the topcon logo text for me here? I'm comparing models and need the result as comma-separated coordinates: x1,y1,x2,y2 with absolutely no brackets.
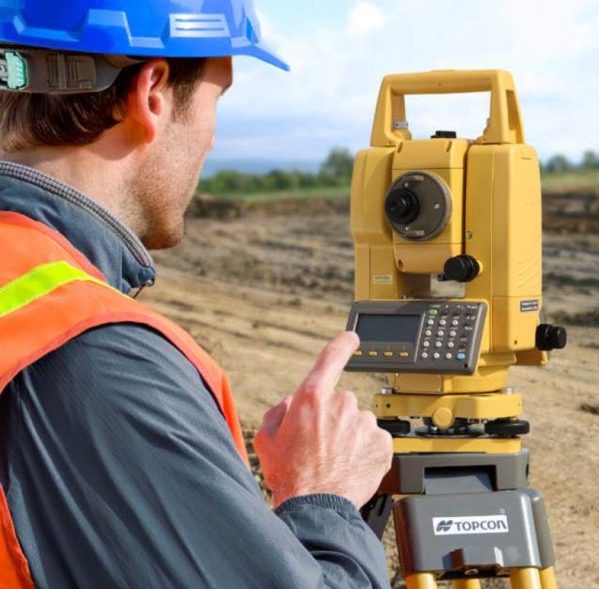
432,515,510,536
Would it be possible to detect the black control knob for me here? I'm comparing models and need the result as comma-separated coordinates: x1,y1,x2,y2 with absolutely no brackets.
444,255,481,283
536,324,567,351
385,187,420,225
485,419,530,437
377,419,411,437
431,130,457,139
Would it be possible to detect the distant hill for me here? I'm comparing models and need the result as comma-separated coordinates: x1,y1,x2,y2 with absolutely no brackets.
202,159,321,178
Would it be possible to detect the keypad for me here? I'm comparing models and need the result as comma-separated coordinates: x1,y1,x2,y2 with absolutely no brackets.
417,303,482,367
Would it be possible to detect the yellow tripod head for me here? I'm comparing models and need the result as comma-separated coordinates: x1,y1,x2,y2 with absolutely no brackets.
346,70,566,448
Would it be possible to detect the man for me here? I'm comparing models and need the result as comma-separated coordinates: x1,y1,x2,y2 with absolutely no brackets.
0,1,393,588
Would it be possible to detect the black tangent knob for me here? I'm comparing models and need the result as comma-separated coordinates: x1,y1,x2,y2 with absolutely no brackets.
377,419,411,437
385,187,420,225
444,255,481,283
536,324,567,351
485,419,530,438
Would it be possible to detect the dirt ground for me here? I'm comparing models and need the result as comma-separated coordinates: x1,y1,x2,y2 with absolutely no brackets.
142,193,599,588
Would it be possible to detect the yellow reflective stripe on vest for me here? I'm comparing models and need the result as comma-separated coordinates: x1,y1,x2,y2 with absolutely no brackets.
0,261,109,318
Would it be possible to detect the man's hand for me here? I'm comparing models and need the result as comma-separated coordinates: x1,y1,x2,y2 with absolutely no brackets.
254,331,393,510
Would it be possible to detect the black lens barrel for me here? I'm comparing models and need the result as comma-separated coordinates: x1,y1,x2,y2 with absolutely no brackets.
385,187,420,225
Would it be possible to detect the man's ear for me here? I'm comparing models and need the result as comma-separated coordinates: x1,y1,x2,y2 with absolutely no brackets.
122,59,172,144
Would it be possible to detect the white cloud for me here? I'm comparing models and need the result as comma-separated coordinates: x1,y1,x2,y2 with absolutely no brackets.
213,0,599,162
347,1,386,36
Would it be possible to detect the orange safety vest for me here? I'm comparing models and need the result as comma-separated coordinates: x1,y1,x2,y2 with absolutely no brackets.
0,211,249,589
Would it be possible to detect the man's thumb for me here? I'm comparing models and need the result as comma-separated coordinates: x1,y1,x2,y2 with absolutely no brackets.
258,396,293,438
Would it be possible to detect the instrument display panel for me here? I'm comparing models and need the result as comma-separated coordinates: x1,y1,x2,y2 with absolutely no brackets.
345,300,487,374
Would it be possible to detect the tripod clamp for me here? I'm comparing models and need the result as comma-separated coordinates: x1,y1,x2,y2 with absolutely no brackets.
362,450,556,584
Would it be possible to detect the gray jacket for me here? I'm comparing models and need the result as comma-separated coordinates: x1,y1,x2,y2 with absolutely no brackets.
0,162,390,589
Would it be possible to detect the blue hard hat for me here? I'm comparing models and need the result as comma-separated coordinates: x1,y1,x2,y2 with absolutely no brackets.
0,0,288,70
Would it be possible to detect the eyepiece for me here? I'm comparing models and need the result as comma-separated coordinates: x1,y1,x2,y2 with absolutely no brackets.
385,188,420,225
383,172,452,242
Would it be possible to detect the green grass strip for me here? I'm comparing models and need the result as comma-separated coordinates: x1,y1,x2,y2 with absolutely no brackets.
0,260,108,319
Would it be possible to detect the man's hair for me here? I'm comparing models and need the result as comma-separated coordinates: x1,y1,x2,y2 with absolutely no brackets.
0,58,206,152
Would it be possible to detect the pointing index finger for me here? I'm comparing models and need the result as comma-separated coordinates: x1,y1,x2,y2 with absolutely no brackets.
297,331,360,399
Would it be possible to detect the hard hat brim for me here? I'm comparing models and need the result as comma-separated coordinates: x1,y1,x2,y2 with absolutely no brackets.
239,42,289,72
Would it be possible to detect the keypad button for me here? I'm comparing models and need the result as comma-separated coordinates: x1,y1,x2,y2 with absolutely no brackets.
449,330,457,337
435,341,443,348
447,341,455,349
433,352,441,359
423,340,431,348
437,330,445,337
421,352,429,359
451,319,459,326
439,319,447,326
445,353,453,360
427,319,435,326
457,353,466,361
425,329,432,337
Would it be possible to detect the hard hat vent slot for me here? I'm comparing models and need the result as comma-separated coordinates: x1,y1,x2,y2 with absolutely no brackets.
169,14,230,39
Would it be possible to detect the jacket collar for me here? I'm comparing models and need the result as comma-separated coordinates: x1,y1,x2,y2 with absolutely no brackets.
0,161,156,294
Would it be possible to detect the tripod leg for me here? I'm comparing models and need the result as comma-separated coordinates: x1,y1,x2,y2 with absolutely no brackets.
539,567,557,589
509,568,542,589
405,573,437,589
452,580,482,589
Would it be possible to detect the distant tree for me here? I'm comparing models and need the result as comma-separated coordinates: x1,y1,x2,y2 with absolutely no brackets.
319,148,354,181
201,170,260,195
297,172,318,189
581,150,599,170
544,154,573,173
264,169,293,191
198,148,356,196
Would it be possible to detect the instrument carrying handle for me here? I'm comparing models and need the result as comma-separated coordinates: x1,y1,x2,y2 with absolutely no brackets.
371,69,525,146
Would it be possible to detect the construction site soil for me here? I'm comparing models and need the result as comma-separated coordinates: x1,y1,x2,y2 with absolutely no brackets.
142,191,599,588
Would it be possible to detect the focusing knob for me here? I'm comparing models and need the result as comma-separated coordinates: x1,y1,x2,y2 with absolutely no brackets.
377,419,411,437
385,187,420,225
536,324,567,351
444,255,481,282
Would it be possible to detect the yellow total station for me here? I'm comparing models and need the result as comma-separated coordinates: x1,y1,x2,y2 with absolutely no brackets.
346,70,566,452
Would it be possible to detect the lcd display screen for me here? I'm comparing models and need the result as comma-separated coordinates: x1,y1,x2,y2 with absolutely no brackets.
356,314,421,343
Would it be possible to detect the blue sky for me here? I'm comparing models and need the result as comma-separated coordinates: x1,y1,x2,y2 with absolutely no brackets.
256,0,356,34
210,0,599,165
